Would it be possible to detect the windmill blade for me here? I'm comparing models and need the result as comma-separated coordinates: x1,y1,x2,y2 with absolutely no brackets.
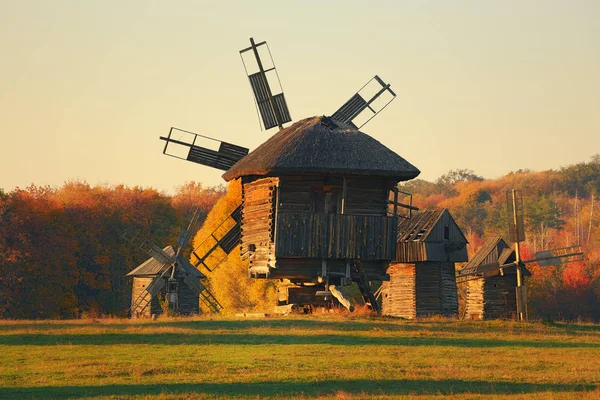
175,254,206,279
177,208,202,249
331,75,396,129
146,269,169,296
240,37,292,131
160,127,249,171
526,245,584,267
192,204,242,272
121,230,175,265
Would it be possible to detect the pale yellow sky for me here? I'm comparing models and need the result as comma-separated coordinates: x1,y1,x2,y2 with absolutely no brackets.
1,1,599,194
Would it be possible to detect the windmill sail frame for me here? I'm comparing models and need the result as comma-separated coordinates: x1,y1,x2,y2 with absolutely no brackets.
240,38,292,131
160,127,249,171
331,75,397,129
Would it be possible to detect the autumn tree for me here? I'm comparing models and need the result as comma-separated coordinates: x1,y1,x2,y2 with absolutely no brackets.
190,179,277,314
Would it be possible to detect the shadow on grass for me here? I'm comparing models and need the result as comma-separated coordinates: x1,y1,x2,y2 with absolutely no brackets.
1,331,597,348
0,379,596,399
4,318,595,336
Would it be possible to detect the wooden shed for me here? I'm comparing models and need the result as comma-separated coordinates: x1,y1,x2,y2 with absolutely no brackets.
221,116,420,306
126,246,204,318
461,237,531,320
381,209,468,318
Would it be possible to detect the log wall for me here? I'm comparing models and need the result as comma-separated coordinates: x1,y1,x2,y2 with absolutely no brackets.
241,177,279,274
465,273,521,320
382,262,458,318
381,263,416,318
131,277,162,318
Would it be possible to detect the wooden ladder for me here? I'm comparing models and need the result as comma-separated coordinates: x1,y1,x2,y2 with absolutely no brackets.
352,260,380,312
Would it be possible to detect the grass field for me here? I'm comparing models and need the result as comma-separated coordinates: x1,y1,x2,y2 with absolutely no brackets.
1,315,599,399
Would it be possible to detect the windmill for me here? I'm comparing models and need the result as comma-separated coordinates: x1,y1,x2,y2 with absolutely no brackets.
124,209,222,317
157,37,420,312
457,189,584,321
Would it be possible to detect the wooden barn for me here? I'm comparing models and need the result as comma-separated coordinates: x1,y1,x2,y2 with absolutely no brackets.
381,209,468,318
461,237,531,320
126,246,204,318
221,116,420,305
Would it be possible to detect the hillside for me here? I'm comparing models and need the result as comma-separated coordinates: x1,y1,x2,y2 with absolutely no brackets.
399,156,600,320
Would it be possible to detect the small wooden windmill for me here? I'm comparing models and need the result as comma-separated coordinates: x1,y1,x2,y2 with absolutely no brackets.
158,37,419,312
457,189,584,321
124,210,222,318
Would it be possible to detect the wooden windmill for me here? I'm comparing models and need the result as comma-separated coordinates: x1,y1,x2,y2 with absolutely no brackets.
124,210,222,318
159,37,419,312
457,189,584,321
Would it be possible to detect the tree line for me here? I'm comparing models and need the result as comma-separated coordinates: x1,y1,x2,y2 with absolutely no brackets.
0,181,223,319
2,155,599,320
400,156,600,320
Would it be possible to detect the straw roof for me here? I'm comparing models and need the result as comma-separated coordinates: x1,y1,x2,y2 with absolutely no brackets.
222,116,420,181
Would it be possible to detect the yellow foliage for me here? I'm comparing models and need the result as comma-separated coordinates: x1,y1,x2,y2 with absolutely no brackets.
190,179,277,314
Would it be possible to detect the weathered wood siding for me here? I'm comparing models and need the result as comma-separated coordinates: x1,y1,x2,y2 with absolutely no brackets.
241,177,279,274
465,278,484,320
383,261,458,318
177,277,200,315
277,175,391,215
382,263,416,318
275,212,397,260
465,273,522,320
271,259,388,281
440,262,458,316
415,262,441,315
344,177,389,215
131,277,162,318
396,210,468,263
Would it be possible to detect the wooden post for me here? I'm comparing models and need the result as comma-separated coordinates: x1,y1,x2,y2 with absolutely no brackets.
512,189,525,321
393,187,399,217
341,176,347,215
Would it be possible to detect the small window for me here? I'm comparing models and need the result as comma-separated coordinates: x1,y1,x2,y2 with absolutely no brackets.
444,226,450,240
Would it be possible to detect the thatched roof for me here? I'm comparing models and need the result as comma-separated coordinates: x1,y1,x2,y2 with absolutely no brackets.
222,116,420,181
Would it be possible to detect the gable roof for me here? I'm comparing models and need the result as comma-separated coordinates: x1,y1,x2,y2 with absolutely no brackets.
397,208,468,243
222,116,420,181
126,246,205,278
462,236,531,276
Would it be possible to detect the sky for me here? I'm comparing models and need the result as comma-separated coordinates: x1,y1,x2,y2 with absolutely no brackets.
1,1,599,194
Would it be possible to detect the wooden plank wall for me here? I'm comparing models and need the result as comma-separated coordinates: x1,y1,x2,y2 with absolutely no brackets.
465,279,484,320
241,177,279,273
277,175,390,215
381,264,417,318
483,274,518,319
272,259,388,281
415,262,441,315
439,262,458,316
465,274,520,320
383,262,458,318
177,278,200,315
275,212,397,260
131,277,162,318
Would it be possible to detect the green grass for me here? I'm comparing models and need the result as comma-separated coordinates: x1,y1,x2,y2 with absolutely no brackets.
1,315,599,399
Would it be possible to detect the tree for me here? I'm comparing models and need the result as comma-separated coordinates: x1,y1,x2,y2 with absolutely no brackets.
190,180,277,313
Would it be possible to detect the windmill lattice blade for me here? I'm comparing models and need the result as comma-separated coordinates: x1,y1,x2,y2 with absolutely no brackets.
331,75,396,129
240,38,291,131
160,128,248,171
177,208,202,249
